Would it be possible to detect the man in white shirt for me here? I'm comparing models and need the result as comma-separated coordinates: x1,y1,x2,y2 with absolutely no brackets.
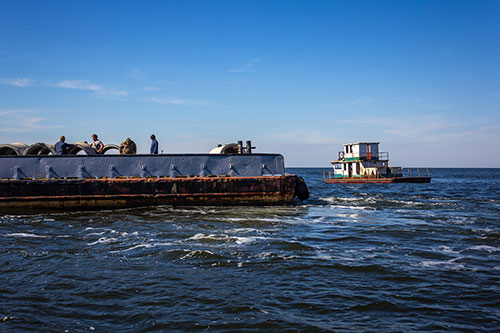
90,134,104,154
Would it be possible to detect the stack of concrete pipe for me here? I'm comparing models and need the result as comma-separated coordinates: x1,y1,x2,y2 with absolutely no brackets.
0,142,119,156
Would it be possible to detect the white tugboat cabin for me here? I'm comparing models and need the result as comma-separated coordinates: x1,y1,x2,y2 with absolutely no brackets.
325,142,430,183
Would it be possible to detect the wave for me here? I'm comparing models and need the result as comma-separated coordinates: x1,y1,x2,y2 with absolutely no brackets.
109,242,174,253
186,233,268,245
4,233,48,238
86,237,120,245
467,245,500,253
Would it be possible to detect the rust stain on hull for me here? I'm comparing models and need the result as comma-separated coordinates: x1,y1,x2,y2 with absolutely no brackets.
0,175,299,211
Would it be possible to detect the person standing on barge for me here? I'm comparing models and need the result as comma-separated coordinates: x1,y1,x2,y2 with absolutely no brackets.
150,134,159,154
55,136,73,155
90,134,104,154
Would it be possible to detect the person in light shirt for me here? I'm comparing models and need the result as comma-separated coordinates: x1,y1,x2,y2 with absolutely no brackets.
89,134,104,154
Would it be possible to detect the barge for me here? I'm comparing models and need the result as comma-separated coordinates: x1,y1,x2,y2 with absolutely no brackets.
0,144,309,211
324,142,431,184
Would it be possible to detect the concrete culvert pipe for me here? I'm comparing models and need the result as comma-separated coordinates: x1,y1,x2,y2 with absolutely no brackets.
67,142,97,155
0,143,28,156
24,143,56,155
102,144,119,154
209,143,239,154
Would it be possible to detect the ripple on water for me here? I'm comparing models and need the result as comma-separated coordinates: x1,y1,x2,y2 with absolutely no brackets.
0,168,499,331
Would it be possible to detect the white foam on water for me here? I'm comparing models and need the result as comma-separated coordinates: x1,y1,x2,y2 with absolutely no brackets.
321,196,366,203
434,245,461,254
180,249,215,259
4,233,47,238
388,199,420,206
233,236,268,245
330,205,367,210
419,259,466,271
187,233,214,241
87,237,119,245
228,227,267,234
186,232,267,245
468,245,500,253
110,242,174,253
87,231,107,236
120,231,139,237
315,253,333,260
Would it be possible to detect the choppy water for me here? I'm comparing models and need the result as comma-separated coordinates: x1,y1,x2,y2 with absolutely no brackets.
1,168,499,331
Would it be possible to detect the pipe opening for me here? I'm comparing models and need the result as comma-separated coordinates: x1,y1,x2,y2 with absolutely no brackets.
24,143,55,156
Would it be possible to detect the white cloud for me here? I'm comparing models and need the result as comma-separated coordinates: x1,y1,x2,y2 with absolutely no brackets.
149,97,209,106
0,109,62,133
229,57,261,73
53,80,129,96
55,80,103,91
100,89,129,97
0,78,34,87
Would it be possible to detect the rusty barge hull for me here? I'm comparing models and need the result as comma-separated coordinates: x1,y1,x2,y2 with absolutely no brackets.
324,176,431,184
0,175,300,211
0,153,309,211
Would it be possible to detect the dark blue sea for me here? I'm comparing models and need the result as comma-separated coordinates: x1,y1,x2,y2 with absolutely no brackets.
1,168,499,332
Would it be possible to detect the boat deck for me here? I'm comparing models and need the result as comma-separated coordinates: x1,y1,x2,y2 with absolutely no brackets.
324,176,431,184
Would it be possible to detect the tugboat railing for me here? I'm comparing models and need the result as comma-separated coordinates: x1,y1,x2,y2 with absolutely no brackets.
403,168,430,177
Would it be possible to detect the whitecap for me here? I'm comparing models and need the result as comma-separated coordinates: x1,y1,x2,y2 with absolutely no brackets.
4,233,47,238
186,233,267,245
434,245,461,254
87,237,119,245
419,260,466,271
110,242,173,253
468,245,500,253
180,249,214,259
228,227,266,234
233,236,267,245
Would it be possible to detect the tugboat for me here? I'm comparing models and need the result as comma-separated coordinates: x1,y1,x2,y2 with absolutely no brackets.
324,142,430,184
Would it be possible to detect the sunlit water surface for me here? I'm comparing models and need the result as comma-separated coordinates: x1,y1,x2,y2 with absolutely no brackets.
1,168,499,331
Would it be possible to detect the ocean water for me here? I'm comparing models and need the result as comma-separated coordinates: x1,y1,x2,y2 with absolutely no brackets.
1,168,499,331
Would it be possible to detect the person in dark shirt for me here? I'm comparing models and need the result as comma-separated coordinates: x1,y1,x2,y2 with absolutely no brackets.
55,136,73,155
150,134,159,154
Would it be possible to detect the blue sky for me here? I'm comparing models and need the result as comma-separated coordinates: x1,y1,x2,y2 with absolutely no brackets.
1,0,499,167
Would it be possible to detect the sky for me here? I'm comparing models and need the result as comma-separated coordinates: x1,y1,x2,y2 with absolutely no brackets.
1,0,499,167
